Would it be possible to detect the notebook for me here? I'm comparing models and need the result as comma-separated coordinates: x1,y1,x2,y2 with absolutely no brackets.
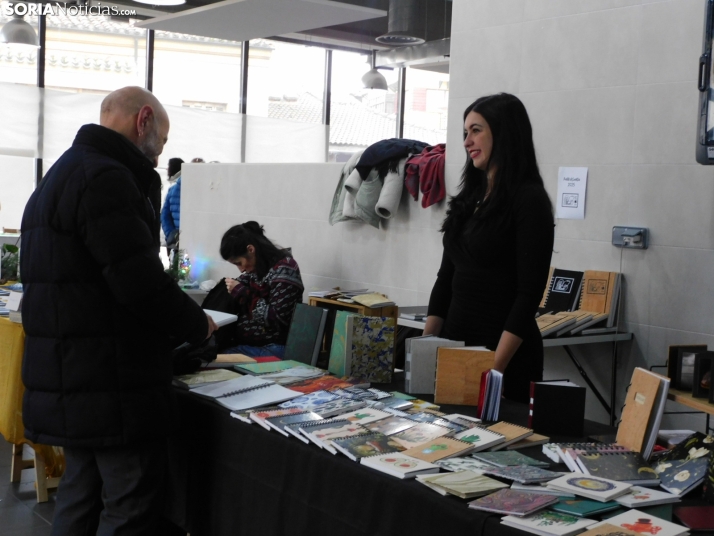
202,309,238,327
417,471,508,498
332,432,404,461
483,465,561,484
190,375,300,411
501,511,597,536
361,453,439,479
468,488,559,516
589,509,689,536
283,303,328,366
546,474,632,502
401,437,474,463
486,422,534,450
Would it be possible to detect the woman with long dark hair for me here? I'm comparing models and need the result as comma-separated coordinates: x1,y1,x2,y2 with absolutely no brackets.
424,93,554,402
219,221,304,357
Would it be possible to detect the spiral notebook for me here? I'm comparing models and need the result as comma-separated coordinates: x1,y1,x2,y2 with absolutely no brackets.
190,375,300,411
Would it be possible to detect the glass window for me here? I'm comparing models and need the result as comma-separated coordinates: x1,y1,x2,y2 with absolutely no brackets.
0,155,34,231
249,39,325,121
403,67,448,145
153,30,242,112
44,14,145,93
328,50,400,162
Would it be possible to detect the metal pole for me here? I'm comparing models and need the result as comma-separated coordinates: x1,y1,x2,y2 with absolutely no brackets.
396,66,406,138
35,14,46,186
145,29,155,91
322,49,332,126
239,41,249,115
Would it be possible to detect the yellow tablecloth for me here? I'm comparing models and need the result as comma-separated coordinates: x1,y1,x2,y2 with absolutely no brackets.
0,317,64,477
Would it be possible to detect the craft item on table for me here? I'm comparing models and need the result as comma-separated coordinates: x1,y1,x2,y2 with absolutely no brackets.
264,411,323,437
335,408,391,425
234,360,313,376
374,157,407,219
472,450,550,467
615,486,681,508
298,419,366,451
443,413,482,427
552,311,595,337
468,488,560,516
500,511,598,536
418,470,508,499
404,143,446,209
407,399,441,412
374,396,414,411
537,313,579,338
229,410,253,424
656,432,714,462
616,368,670,460
545,443,625,467
550,498,621,517
285,375,369,394
311,398,368,418
546,474,632,502
283,303,328,367
213,353,257,364
666,345,708,391
434,346,495,405
406,412,467,432
329,312,395,382
529,380,586,437
478,368,503,421
652,452,710,496
540,269,585,314
249,407,306,429
189,375,300,411
332,432,404,461
576,523,640,536
483,465,562,484
589,509,689,536
453,426,506,452
389,391,417,400
391,422,452,449
331,387,377,400
673,505,714,531
573,271,622,330
404,335,465,394
401,437,475,463
486,422,534,450
361,453,439,479
511,482,576,498
173,369,242,389
350,293,396,308
366,387,391,399
258,366,325,385
329,149,364,225
364,416,418,436
508,434,551,450
278,390,341,410
202,309,238,327
435,456,494,474
574,450,660,486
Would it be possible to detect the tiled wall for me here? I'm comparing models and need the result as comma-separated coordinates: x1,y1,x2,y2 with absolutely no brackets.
448,0,714,428
180,162,449,309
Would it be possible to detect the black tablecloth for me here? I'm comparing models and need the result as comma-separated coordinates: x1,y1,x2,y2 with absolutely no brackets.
165,379,615,536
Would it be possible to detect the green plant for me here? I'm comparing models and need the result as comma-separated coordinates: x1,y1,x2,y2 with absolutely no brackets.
1,244,19,281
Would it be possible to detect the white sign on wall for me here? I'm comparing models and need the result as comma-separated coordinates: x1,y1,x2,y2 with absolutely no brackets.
556,167,588,220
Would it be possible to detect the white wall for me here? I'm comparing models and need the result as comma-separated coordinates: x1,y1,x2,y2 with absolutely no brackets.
447,0,714,430
180,163,447,307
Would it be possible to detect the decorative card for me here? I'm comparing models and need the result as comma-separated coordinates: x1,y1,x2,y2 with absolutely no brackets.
473,450,550,467
550,498,621,517
501,511,597,536
278,390,341,409
454,427,505,451
364,416,418,436
360,453,439,479
615,486,681,508
483,465,561,484
590,509,689,536
310,398,367,418
547,474,632,502
435,456,494,474
332,432,404,461
401,437,473,463
653,455,709,496
467,488,559,516
391,422,452,449
577,523,641,536
336,408,392,425
418,470,508,499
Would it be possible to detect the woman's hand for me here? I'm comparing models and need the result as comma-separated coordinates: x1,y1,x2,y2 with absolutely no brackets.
225,278,239,293
422,315,444,337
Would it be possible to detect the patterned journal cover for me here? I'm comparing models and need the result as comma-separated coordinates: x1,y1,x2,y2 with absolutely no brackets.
284,375,368,394
364,416,418,436
501,511,598,536
483,465,561,484
575,451,660,485
401,437,473,463
577,523,641,536
234,360,310,375
454,427,505,451
310,398,367,418
360,453,439,479
435,456,494,474
614,486,680,508
391,422,452,449
418,471,508,498
265,411,323,436
407,412,468,433
278,390,341,409
472,450,550,467
468,488,559,516
653,455,709,495
332,432,405,461
328,310,358,377
336,408,392,425
348,315,395,383
589,509,689,536
250,407,305,429
546,474,632,502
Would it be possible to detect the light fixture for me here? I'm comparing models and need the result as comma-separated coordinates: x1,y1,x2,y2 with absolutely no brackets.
0,14,39,47
361,50,388,90
376,0,426,46
133,0,186,6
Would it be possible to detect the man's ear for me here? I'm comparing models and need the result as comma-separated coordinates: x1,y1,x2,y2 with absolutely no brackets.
136,105,154,137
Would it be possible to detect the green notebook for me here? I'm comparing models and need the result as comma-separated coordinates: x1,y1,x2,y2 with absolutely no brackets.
550,498,621,517
328,310,358,377
234,360,312,375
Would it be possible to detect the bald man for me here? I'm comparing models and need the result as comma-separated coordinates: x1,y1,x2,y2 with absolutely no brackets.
20,87,216,536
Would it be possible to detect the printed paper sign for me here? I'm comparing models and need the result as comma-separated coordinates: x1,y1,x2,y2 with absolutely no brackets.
556,167,588,220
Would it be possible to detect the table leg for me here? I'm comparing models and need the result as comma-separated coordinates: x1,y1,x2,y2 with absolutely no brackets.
562,345,612,420
10,443,33,483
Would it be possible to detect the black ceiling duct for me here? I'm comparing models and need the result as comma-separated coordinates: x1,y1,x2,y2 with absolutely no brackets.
375,0,426,46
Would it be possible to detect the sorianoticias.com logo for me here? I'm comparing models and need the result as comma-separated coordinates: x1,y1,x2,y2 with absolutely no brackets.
2,2,137,16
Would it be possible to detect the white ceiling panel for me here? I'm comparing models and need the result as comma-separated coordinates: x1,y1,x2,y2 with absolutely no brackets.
135,0,386,42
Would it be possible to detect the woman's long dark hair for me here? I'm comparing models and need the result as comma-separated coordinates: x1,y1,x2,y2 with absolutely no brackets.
220,222,288,279
441,93,550,234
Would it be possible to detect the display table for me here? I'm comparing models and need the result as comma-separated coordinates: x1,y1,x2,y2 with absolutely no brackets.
0,317,64,501
166,384,614,536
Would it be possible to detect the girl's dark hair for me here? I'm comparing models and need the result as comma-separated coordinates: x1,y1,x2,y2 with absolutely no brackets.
220,222,288,278
441,93,550,234
168,157,184,178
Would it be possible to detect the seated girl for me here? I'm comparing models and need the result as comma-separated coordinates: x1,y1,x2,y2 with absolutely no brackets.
219,221,304,358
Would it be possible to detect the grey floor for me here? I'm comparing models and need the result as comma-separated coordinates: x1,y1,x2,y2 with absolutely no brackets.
0,439,55,536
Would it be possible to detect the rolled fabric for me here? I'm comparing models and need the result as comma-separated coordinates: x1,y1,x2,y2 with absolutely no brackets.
354,168,382,228
328,150,364,225
344,167,363,197
375,157,407,219
343,189,357,218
